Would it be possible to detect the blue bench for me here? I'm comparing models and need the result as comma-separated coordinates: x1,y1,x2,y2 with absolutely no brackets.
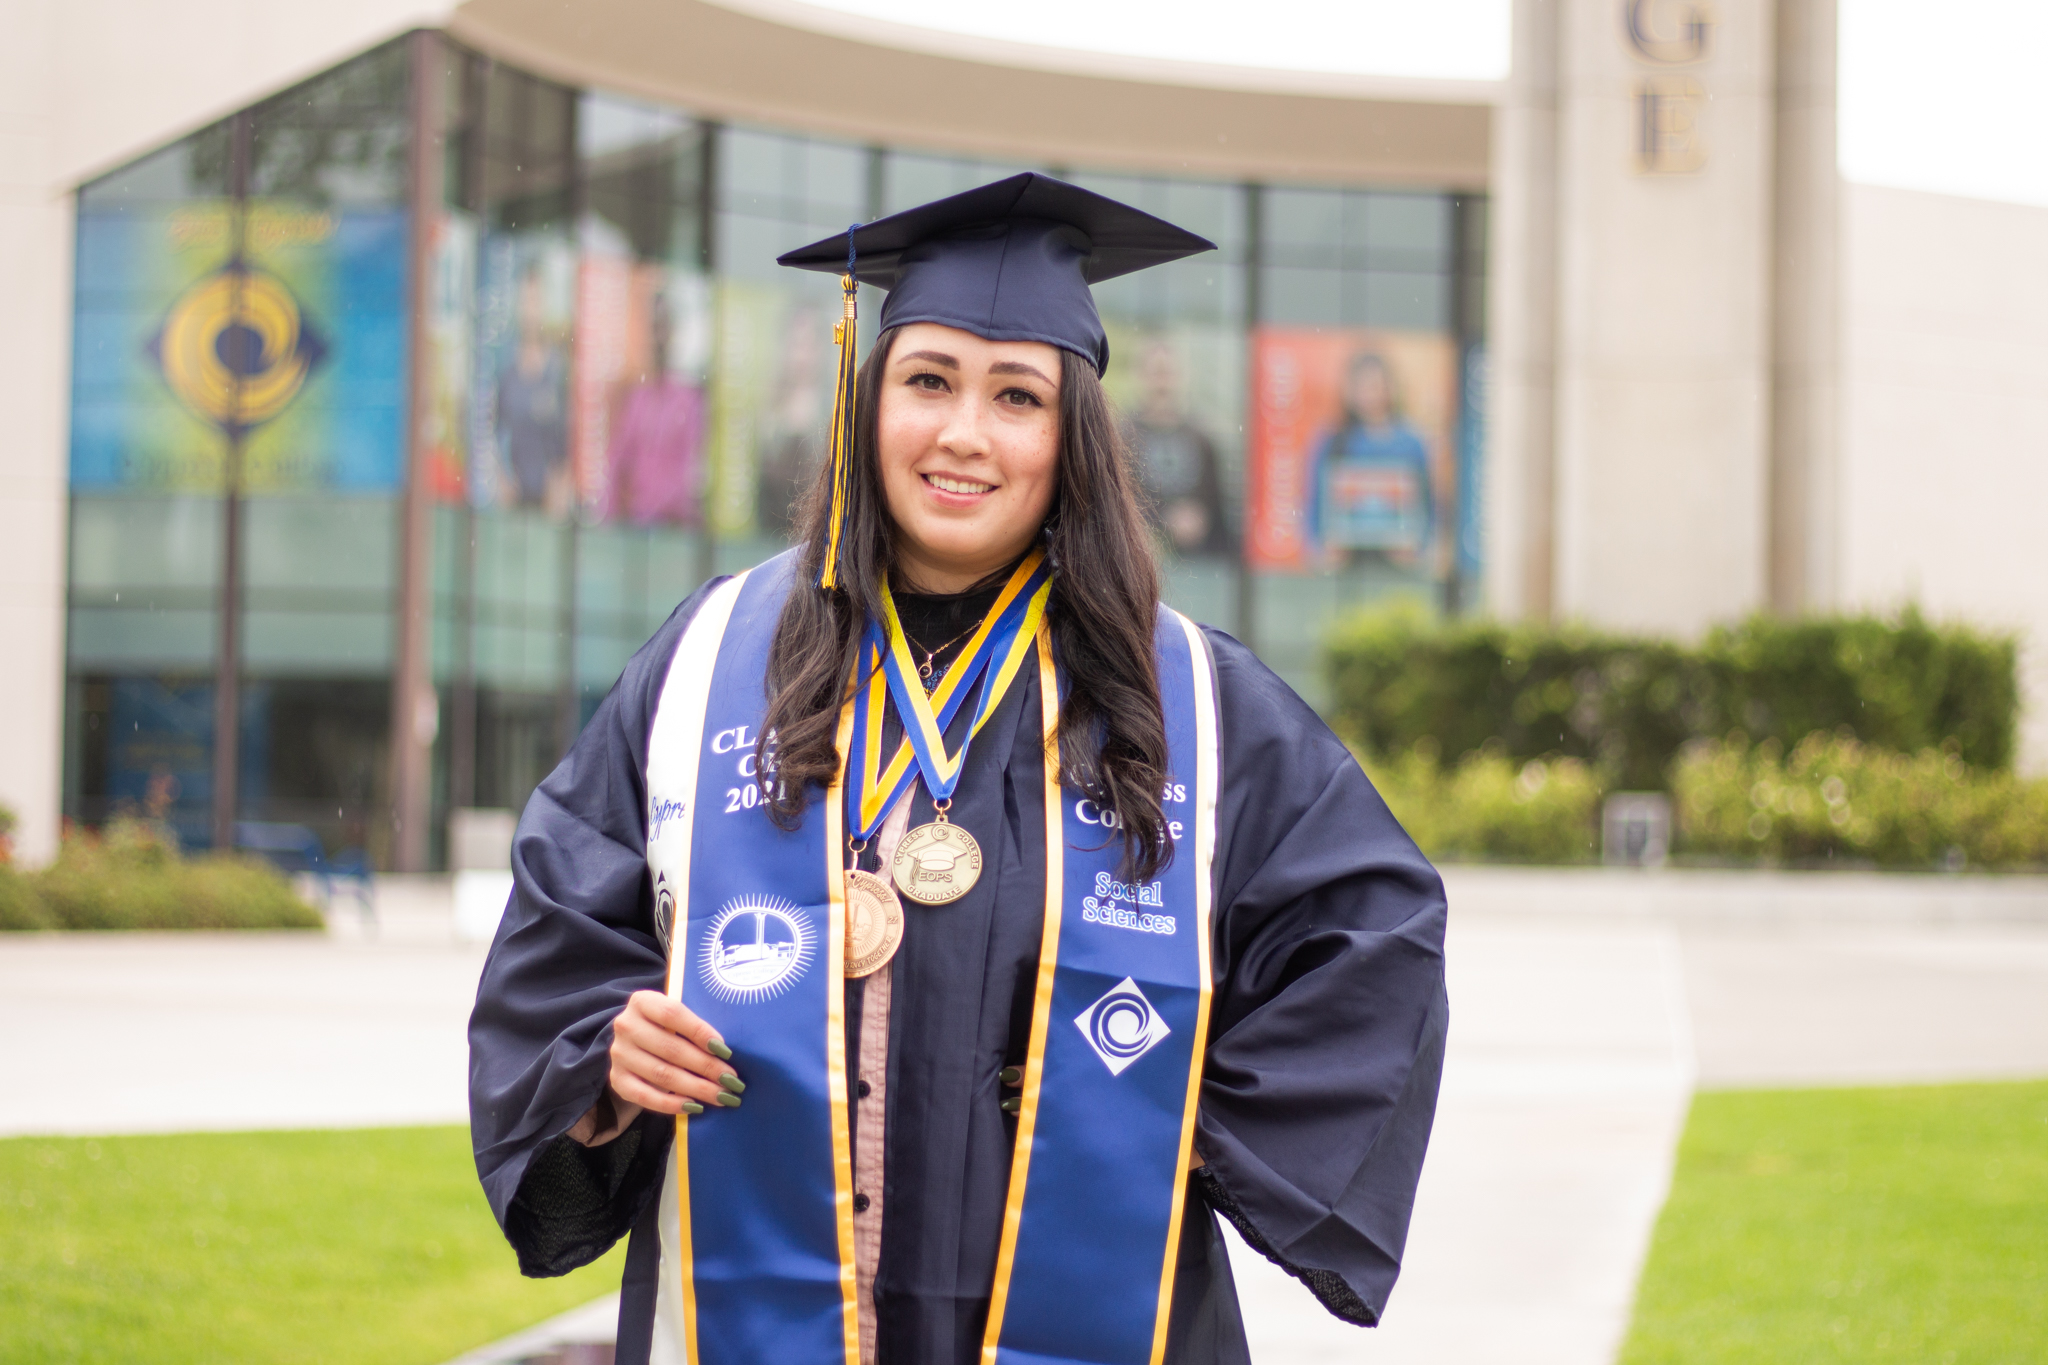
234,822,375,929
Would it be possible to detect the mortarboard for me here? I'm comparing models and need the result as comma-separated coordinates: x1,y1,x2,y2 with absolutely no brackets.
777,173,1216,589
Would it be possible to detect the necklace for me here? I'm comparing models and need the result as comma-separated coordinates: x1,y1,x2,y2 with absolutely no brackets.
903,618,984,688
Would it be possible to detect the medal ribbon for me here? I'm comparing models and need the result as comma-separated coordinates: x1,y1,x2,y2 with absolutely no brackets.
843,552,1052,840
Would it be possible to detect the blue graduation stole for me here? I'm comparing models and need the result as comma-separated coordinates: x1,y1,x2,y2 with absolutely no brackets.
644,551,1220,1365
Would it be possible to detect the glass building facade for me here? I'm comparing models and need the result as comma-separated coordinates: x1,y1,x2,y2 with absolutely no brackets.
62,33,1487,869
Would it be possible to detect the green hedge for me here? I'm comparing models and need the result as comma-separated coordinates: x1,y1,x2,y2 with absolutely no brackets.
1,820,321,932
1362,742,1601,865
1673,732,2048,869
0,867,48,931
1328,605,2019,790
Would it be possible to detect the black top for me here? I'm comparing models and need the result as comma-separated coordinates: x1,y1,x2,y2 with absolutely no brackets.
468,579,1449,1365
778,173,1216,376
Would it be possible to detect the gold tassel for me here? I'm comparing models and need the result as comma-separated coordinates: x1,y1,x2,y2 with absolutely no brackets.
819,271,858,590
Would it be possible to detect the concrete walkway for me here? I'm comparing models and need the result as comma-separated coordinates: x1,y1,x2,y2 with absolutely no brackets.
0,877,483,1137
4,868,2046,1365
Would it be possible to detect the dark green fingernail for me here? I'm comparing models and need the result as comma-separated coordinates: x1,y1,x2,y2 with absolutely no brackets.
1000,1066,1022,1086
719,1072,745,1095
1000,1096,1021,1114
679,1100,705,1115
706,1038,734,1061
716,1092,743,1108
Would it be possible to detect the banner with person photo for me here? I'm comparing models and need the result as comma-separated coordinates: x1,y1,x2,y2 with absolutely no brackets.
468,232,577,514
704,281,832,547
572,250,712,529
1245,327,1458,575
1100,322,1245,563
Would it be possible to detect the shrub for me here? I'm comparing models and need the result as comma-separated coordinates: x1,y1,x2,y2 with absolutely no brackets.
1362,741,1602,865
23,819,322,931
1672,732,2048,869
0,866,50,931
1327,605,2018,790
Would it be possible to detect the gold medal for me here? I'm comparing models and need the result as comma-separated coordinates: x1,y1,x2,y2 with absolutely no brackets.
892,807,983,905
844,868,904,978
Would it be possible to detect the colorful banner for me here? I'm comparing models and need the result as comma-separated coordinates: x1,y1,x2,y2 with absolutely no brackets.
419,210,477,504
573,256,712,528
705,282,830,543
468,232,577,513
1456,343,1488,589
1246,327,1458,572
1100,323,1243,560
71,201,408,492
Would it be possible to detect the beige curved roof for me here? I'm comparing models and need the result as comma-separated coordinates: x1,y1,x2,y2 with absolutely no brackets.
449,0,1494,188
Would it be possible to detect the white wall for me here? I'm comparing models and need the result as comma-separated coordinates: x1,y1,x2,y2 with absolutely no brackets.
0,0,450,863
1839,182,2048,771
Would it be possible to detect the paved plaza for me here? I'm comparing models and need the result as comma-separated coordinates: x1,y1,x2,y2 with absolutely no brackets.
3,868,2045,1364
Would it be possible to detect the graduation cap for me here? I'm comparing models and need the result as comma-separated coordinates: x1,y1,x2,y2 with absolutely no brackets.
778,173,1216,589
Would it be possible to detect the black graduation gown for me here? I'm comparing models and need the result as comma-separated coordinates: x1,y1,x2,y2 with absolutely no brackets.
469,576,1450,1365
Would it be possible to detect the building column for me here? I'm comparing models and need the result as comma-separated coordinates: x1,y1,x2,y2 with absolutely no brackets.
389,29,445,873
1550,0,1776,636
1484,0,1563,621
1768,0,1840,613
0,0,70,865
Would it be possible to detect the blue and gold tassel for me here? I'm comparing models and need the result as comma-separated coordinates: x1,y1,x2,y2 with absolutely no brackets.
818,228,860,590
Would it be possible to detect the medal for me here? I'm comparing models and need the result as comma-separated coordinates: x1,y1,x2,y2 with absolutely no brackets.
892,802,983,905
843,867,904,977
840,553,1051,914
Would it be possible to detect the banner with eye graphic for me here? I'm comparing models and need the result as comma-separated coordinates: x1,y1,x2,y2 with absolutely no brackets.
71,199,408,494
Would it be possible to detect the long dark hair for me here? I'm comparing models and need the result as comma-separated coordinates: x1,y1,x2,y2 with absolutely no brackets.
757,325,1171,878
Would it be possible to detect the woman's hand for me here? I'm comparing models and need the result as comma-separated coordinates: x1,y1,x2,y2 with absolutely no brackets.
569,990,743,1146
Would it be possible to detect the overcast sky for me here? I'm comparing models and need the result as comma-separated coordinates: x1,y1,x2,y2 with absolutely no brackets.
798,0,2047,208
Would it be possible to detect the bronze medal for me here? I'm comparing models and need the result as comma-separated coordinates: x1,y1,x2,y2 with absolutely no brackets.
891,818,983,905
843,868,904,978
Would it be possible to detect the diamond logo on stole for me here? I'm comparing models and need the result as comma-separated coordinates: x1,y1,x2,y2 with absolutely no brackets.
1074,977,1172,1075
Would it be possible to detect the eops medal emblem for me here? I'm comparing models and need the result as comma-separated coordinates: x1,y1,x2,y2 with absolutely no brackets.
891,820,982,905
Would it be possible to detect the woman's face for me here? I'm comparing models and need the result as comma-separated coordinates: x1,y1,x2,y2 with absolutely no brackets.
1350,362,1392,424
876,322,1062,593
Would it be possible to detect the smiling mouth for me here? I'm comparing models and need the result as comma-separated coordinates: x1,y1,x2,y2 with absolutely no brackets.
923,473,996,496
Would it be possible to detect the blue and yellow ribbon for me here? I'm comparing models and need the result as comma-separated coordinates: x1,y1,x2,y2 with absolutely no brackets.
843,552,1052,840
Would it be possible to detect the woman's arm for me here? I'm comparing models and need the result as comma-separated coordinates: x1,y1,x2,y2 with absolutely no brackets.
468,581,729,1276
1192,627,1449,1327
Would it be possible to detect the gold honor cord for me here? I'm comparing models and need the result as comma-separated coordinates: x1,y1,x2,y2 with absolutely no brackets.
826,700,863,1358
978,623,1066,1364
819,272,859,590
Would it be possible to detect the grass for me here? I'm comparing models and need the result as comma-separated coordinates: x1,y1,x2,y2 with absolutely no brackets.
0,1126,627,1365
1620,1079,2048,1364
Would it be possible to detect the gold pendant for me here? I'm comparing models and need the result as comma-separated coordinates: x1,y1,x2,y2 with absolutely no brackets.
844,868,904,978
892,815,983,905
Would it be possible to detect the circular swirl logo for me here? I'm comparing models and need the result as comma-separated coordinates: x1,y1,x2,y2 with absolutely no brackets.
1074,976,1173,1076
155,265,325,432
1089,988,1158,1061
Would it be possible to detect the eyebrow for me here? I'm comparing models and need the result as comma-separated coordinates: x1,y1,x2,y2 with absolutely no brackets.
897,349,958,369
989,360,1057,385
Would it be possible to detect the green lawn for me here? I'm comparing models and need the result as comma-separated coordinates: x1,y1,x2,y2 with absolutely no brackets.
1621,1079,2048,1364
0,1126,627,1365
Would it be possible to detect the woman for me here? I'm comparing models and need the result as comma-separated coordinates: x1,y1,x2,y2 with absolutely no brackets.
1306,351,1433,567
470,175,1447,1365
